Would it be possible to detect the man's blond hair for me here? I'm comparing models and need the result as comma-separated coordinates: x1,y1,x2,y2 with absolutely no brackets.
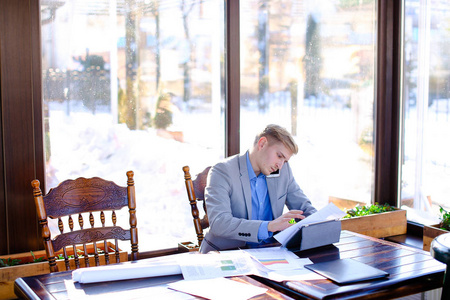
254,124,298,155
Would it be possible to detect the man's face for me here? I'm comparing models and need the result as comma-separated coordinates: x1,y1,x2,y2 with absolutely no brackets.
256,137,293,176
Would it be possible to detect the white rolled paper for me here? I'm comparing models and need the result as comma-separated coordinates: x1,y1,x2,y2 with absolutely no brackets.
72,261,182,283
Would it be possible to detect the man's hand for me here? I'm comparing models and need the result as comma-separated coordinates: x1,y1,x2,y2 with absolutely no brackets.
268,210,305,232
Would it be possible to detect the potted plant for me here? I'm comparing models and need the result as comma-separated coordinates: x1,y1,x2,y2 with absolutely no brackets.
0,251,50,299
340,203,407,238
423,206,450,251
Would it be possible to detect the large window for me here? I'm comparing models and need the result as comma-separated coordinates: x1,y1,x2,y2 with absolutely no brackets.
39,0,450,253
239,0,377,210
40,0,378,252
40,0,225,251
401,0,450,224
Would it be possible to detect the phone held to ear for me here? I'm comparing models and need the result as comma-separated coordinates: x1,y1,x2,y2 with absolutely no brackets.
267,169,280,178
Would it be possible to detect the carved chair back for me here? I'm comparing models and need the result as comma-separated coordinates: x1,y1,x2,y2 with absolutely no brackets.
32,170,139,272
182,166,211,247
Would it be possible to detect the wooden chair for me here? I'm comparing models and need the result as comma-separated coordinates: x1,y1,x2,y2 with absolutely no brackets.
32,170,139,272
182,166,211,247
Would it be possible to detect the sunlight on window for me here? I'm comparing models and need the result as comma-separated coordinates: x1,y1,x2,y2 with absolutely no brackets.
41,0,225,251
239,0,376,211
401,0,450,225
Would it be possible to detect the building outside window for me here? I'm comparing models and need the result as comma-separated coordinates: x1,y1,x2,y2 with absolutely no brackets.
239,0,376,210
40,0,225,251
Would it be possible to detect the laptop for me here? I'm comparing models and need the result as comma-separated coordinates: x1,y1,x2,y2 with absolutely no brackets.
304,258,389,285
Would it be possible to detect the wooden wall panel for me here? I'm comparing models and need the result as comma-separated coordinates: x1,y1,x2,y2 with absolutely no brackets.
0,0,42,254
0,34,6,255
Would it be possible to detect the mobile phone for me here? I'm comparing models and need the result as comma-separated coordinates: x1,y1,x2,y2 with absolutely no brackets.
267,169,280,177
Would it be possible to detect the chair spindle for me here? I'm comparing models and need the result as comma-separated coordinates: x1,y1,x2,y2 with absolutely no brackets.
104,240,110,265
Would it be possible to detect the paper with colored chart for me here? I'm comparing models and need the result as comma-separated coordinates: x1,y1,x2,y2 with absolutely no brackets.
242,246,312,271
177,250,263,281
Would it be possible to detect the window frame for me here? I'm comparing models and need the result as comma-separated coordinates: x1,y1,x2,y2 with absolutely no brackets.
374,0,402,207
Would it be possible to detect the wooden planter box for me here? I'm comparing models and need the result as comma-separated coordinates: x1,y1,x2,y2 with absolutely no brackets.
329,196,366,211
341,209,407,238
0,258,50,300
0,242,126,300
423,224,448,252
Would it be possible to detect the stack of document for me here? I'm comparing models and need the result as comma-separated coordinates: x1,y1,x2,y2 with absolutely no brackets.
73,204,345,284
72,250,260,284
71,204,346,299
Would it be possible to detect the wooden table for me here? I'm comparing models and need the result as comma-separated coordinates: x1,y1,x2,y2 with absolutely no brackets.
253,231,446,299
15,231,445,300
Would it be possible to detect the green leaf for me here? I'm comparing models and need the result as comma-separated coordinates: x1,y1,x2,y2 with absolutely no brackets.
344,203,396,219
438,206,450,231
0,257,21,267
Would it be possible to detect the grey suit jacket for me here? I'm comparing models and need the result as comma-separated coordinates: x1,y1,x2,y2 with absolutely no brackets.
200,152,316,253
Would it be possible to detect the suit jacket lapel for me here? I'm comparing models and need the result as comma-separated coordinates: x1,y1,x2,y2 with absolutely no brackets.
239,153,252,219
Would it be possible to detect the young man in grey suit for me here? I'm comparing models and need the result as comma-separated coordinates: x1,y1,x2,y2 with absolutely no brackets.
200,124,317,253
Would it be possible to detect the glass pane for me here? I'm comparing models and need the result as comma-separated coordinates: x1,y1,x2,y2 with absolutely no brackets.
41,0,225,251
401,0,450,224
240,0,376,211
